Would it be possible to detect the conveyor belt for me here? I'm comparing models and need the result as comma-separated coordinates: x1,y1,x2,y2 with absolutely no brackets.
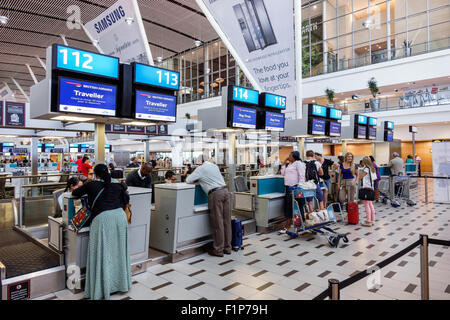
0,229,60,279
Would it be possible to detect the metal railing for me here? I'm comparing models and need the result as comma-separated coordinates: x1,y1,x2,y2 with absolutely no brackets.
314,234,450,300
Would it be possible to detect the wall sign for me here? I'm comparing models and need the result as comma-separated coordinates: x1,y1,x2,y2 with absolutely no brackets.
5,102,25,127
157,124,168,135
53,44,119,79
112,124,126,132
126,125,145,133
146,125,157,135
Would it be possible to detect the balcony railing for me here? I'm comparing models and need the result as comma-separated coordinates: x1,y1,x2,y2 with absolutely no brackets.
333,89,450,115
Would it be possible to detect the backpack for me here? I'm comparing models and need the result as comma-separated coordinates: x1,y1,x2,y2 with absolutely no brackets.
305,160,320,185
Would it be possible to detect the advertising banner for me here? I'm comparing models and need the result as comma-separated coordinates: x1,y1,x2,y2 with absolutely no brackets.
197,0,296,119
84,0,153,65
4,102,25,127
0,84,15,101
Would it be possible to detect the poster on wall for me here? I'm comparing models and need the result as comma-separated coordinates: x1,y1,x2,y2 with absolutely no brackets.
197,0,296,119
4,102,25,127
403,84,450,107
84,0,153,65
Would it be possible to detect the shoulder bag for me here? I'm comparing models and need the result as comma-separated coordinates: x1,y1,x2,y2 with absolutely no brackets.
358,167,375,201
71,188,104,232
120,181,132,224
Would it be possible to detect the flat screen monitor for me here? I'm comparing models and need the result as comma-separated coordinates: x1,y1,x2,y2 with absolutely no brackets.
69,144,79,153
135,90,177,122
328,121,341,137
58,77,117,116
44,144,54,153
368,117,377,126
265,112,285,131
368,127,377,140
229,86,259,105
328,108,343,120
80,144,91,153
385,131,394,142
355,125,367,139
310,118,326,135
2,143,14,153
309,104,327,118
134,63,180,90
261,93,286,110
385,121,394,130
232,105,257,129
356,114,368,125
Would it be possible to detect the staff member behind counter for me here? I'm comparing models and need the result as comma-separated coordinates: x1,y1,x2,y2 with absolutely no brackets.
72,164,131,300
125,162,153,188
186,156,231,258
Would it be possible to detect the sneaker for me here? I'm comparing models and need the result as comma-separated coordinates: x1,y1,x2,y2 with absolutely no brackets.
361,221,372,227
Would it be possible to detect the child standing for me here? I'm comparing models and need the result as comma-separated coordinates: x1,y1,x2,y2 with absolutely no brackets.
358,156,378,227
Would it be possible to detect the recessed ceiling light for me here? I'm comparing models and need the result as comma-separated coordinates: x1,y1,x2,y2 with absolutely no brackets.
194,40,202,47
51,115,94,122
156,56,163,63
0,16,8,24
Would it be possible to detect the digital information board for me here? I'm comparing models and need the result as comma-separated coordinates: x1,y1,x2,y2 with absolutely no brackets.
80,144,91,153
385,131,394,142
126,126,146,134
309,104,327,118
58,77,117,116
368,117,377,126
385,121,394,130
328,108,343,120
54,45,119,79
135,64,180,90
328,121,341,137
265,112,284,131
311,118,326,135
262,93,286,110
368,127,377,140
232,106,257,129
135,90,177,122
69,144,79,153
356,114,368,125
2,143,14,153
229,86,259,105
44,144,55,153
113,124,126,132
356,125,367,139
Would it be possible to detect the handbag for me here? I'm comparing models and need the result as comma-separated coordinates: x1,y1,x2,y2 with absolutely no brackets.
124,203,132,224
298,181,317,190
70,188,104,232
358,167,375,201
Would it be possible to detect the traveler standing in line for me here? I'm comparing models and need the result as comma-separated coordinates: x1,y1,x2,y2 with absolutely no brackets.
80,156,93,178
186,156,231,257
314,152,335,208
369,156,381,201
357,157,378,227
72,164,131,300
304,150,325,213
280,151,306,231
58,177,83,210
388,152,405,176
125,163,152,188
338,152,359,207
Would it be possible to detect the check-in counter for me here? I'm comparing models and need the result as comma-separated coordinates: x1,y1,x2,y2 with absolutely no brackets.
249,175,285,232
59,186,152,283
150,183,213,261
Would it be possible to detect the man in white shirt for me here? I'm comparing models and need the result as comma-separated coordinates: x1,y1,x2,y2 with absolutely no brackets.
389,152,405,175
186,157,231,257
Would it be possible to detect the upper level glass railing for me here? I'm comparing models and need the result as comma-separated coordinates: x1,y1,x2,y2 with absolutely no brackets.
330,89,450,115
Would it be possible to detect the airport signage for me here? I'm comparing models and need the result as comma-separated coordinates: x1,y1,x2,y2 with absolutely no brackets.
53,44,119,79
69,144,79,153
4,102,25,127
328,108,343,120
126,125,146,133
309,104,327,118
309,118,326,135
265,111,285,131
135,90,177,122
134,64,180,91
356,114,368,125
356,125,367,139
58,77,117,116
229,86,259,106
367,127,377,140
112,124,126,132
231,105,257,129
307,104,341,137
260,93,286,110
385,121,394,130
385,131,394,142
0,101,3,126
409,126,418,133
327,121,341,137
368,117,377,126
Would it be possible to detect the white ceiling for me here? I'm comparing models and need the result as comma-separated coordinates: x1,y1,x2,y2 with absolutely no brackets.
0,0,218,101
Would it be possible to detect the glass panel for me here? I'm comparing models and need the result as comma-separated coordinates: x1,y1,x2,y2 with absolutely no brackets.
429,0,450,10
429,6,450,24
407,0,427,16
392,0,407,20
430,21,450,51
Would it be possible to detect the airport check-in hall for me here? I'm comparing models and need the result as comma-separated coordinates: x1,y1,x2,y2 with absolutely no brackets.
0,0,450,305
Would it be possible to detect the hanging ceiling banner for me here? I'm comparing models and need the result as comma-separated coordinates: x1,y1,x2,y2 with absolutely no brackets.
196,0,296,119
84,0,153,65
0,84,16,102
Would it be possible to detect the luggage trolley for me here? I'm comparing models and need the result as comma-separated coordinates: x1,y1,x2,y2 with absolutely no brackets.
281,186,349,248
393,175,416,206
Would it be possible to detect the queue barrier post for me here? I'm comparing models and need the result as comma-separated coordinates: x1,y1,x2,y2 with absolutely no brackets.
328,278,340,300
420,234,430,300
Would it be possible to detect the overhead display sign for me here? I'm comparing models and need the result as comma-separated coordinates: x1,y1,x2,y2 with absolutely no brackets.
44,144,55,153
4,102,25,127
385,131,394,142
368,127,377,140
54,44,119,79
329,108,343,120
229,85,259,105
113,124,126,132
328,121,341,137
368,117,377,126
260,93,286,110
309,104,327,118
356,125,367,139
134,63,180,90
80,144,91,153
232,105,257,129
197,0,296,118
58,77,117,116
356,114,368,125
385,121,394,130
2,143,14,153
265,111,284,131
309,118,326,135
126,125,146,133
135,90,177,122
84,0,153,64
69,144,79,153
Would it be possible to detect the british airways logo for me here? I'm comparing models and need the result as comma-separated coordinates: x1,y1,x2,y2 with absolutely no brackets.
94,5,126,34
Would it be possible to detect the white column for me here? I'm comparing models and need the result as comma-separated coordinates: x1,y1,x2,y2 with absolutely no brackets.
294,0,303,119
387,0,391,60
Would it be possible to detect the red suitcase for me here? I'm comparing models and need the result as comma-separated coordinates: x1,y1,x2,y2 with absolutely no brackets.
347,202,359,224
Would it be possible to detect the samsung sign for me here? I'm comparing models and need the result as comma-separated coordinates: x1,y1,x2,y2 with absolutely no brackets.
93,6,126,34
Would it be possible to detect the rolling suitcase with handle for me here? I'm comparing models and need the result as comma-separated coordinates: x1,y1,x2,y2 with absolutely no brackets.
347,202,359,224
231,219,244,251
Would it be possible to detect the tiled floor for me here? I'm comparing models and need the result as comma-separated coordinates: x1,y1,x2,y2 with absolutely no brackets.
39,180,450,300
